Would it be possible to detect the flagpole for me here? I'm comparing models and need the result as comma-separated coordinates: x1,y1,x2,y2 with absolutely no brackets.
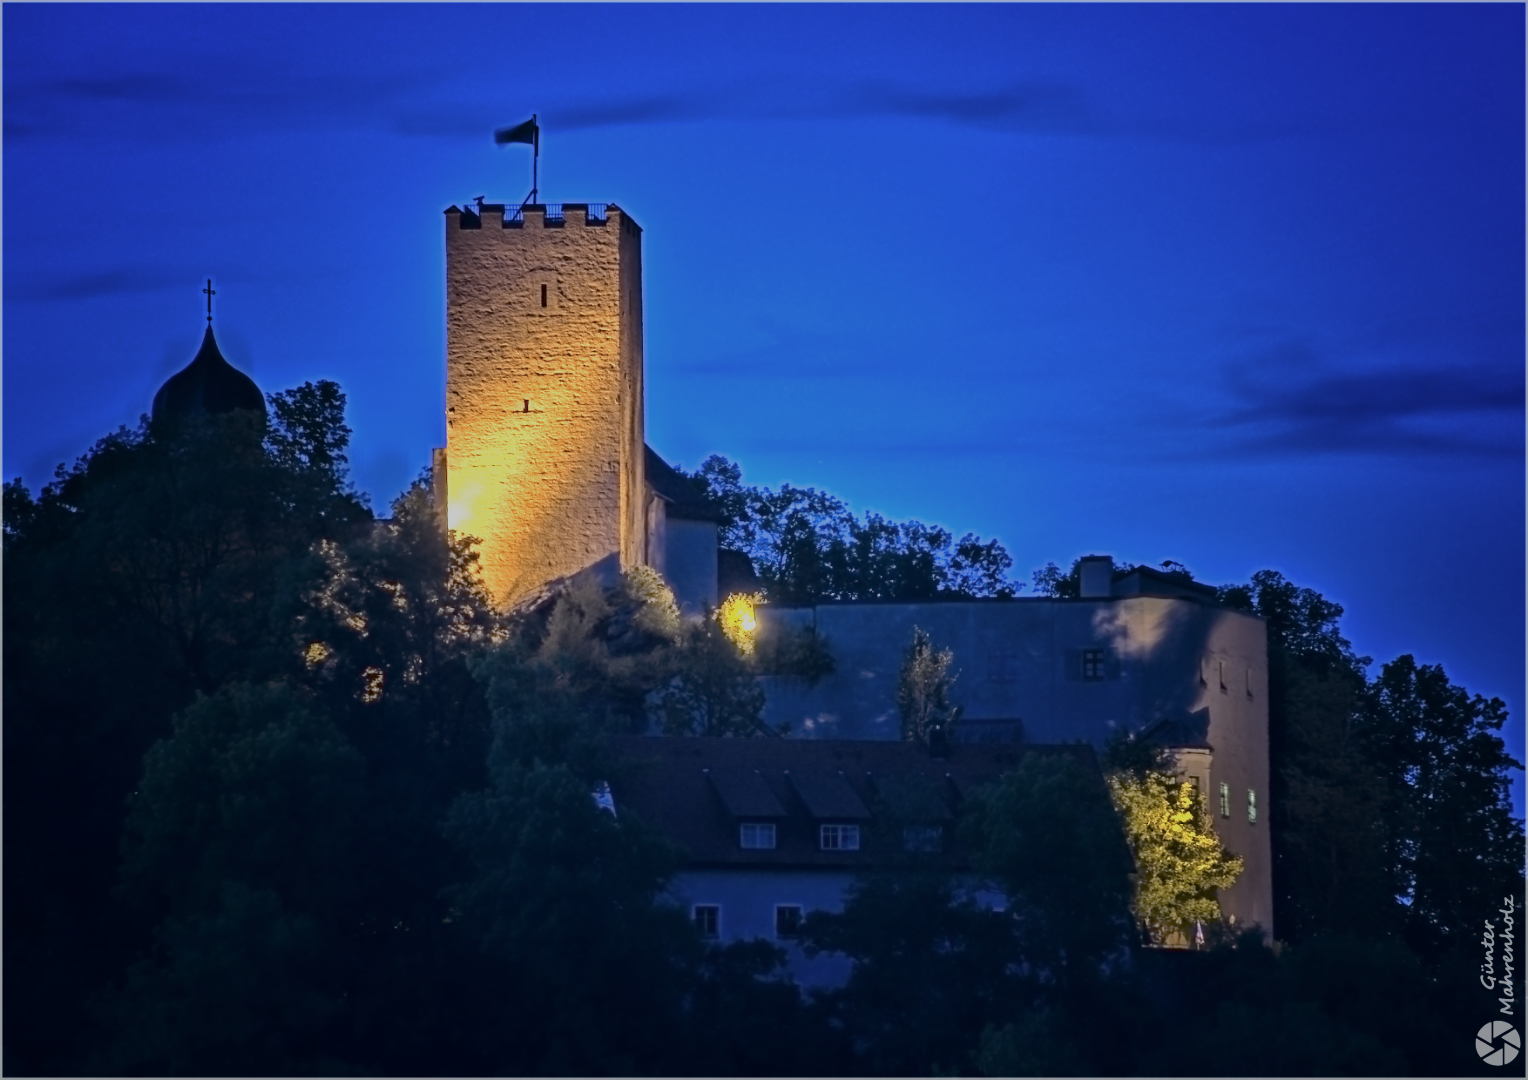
532,113,539,204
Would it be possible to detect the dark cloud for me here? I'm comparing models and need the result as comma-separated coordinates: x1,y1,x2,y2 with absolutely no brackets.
532,78,1097,136
1213,345,1524,459
8,268,186,302
4,68,439,142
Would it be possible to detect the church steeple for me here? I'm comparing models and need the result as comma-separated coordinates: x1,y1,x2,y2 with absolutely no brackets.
151,280,266,423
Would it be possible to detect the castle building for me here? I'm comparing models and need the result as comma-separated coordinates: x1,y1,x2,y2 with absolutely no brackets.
434,191,1273,941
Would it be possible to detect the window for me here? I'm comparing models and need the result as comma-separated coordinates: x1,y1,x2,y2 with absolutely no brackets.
987,651,1018,683
1218,661,1227,692
693,905,719,938
775,905,803,939
904,826,942,852
819,824,860,851
1247,788,1257,824
540,283,548,307
1219,782,1230,819
1082,648,1105,680
740,822,776,850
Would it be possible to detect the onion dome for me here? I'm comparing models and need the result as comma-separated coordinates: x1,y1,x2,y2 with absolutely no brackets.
152,325,266,423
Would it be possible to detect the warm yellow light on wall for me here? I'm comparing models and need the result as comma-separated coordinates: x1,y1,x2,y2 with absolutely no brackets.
447,479,482,533
717,591,764,655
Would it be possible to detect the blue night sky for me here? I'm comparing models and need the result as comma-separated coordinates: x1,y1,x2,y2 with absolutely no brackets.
5,5,1523,807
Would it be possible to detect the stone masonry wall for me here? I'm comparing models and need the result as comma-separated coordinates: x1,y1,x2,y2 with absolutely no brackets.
445,202,645,608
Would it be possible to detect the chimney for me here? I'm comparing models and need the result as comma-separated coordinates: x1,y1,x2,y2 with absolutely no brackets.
1078,555,1114,599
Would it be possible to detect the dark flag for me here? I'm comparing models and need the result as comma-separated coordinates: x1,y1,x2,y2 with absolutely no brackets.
495,118,538,147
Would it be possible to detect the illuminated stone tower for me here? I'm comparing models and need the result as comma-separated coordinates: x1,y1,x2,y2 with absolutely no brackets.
442,201,646,609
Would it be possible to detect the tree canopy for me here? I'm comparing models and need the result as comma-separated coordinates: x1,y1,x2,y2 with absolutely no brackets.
680,454,1019,603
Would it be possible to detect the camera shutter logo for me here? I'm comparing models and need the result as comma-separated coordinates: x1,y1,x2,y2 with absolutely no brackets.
1476,1022,1520,1066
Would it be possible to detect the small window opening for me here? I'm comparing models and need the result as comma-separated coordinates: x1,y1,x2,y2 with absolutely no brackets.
820,824,860,851
693,905,719,938
1219,782,1230,819
775,905,803,939
1218,661,1227,692
540,283,548,307
1247,788,1258,824
1082,648,1106,680
1246,668,1253,698
740,822,776,850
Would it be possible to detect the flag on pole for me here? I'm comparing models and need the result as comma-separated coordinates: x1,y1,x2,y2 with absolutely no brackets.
495,118,538,147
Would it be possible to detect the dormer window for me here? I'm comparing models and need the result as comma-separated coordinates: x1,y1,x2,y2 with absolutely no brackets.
740,822,776,850
820,824,860,851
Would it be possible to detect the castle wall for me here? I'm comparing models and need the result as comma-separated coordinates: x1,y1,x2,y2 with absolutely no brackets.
756,597,1274,936
444,203,645,607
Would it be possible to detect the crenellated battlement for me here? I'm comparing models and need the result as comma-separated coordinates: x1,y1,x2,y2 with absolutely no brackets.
444,202,637,231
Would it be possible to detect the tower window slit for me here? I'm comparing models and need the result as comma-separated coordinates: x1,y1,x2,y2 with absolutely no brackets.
540,284,547,307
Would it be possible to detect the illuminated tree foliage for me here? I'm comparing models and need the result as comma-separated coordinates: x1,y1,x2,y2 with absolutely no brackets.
1107,770,1244,942
895,626,962,743
716,590,763,655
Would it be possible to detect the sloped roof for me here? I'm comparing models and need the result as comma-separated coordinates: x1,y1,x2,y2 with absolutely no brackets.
786,770,872,819
707,768,787,817
606,735,1098,869
645,446,721,522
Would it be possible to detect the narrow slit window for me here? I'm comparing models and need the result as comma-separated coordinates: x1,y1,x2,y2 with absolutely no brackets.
1218,661,1226,691
1247,788,1258,824
1219,782,1230,819
1246,668,1253,698
540,283,548,307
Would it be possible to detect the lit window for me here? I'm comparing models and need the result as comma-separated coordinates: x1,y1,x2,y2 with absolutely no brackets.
904,826,942,852
740,823,776,850
820,824,860,851
775,905,803,939
693,905,719,938
1082,649,1105,680
1247,788,1257,824
1219,782,1230,819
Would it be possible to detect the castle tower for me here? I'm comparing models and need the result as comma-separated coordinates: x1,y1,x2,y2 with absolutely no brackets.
442,201,647,609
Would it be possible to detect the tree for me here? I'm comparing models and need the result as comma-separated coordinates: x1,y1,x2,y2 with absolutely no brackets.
1361,655,1525,960
681,454,1019,603
895,626,963,743
1106,769,1244,944
3,384,370,1075
802,872,1020,1076
442,758,696,1074
960,753,1136,993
